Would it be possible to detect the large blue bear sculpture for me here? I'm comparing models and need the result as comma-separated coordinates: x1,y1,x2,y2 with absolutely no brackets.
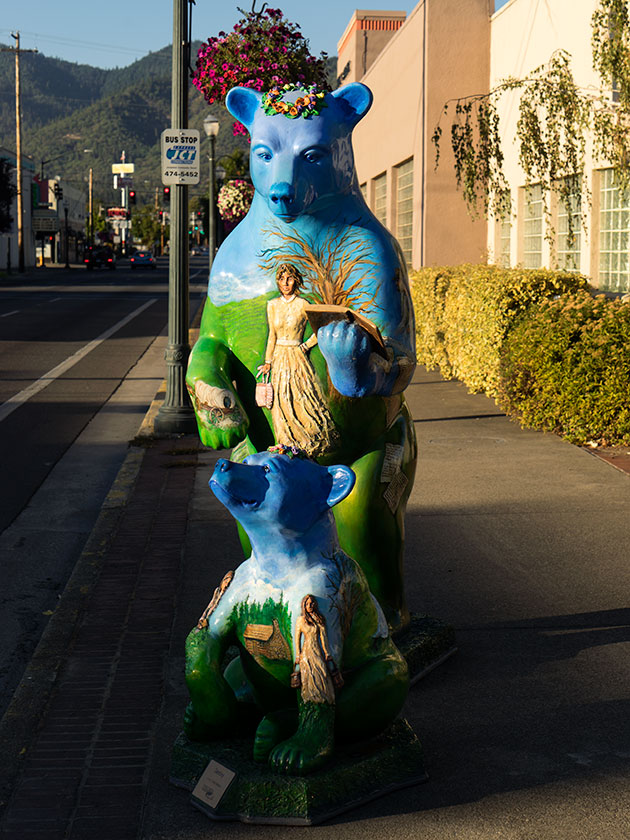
186,82,417,632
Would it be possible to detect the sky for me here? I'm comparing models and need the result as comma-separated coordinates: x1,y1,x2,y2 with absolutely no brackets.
0,1,419,70
2,1,510,70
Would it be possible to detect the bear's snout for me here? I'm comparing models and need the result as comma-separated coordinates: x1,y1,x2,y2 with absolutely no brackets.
269,182,296,213
209,458,270,516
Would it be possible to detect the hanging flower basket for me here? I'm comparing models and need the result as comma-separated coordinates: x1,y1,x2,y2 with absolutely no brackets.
217,179,255,223
193,6,331,137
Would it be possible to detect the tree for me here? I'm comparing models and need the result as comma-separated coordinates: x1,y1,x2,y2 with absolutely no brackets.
131,205,163,249
432,0,630,244
0,158,17,234
221,148,249,179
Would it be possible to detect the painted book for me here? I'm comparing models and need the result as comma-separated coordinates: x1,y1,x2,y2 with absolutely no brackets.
303,304,387,358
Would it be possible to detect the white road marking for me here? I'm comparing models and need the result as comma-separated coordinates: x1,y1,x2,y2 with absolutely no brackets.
0,299,157,424
1,311,19,318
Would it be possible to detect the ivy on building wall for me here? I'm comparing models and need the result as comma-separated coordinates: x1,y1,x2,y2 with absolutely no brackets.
433,0,630,248
591,0,630,190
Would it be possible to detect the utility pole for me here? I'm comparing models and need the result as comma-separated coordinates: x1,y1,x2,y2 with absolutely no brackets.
154,0,196,434
1,33,37,272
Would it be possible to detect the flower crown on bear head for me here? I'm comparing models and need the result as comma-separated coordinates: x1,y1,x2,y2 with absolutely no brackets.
267,443,310,459
261,83,328,120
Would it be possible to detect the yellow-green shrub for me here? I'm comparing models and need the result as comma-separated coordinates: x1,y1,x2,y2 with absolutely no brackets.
410,265,588,396
497,291,630,445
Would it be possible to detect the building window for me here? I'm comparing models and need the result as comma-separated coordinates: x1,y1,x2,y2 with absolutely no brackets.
498,217,511,267
599,168,630,291
522,184,543,268
495,194,511,267
373,172,387,227
556,180,581,272
396,158,413,265
359,182,367,202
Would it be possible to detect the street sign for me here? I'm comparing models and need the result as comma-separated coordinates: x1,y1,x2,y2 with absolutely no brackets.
161,129,200,185
112,163,135,174
107,207,129,219
32,209,59,233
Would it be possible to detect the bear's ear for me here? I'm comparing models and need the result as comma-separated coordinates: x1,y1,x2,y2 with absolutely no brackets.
330,83,373,127
226,86,261,128
326,465,356,508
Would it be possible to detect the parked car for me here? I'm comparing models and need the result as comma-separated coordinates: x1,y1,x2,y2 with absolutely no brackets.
84,247,116,270
130,251,156,270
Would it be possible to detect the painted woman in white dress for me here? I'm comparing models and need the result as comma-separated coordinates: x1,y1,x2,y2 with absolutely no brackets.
258,264,339,458
293,594,343,705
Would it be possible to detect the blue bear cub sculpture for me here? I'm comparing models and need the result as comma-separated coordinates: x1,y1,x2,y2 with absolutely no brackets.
184,449,409,775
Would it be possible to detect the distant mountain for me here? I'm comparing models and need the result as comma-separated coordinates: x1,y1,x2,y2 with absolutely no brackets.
0,46,337,209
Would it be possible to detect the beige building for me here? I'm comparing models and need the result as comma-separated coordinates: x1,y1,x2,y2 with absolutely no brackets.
341,0,630,292
338,2,492,270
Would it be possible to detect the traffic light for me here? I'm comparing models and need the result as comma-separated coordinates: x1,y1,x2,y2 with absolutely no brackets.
129,190,136,205
163,186,170,204
53,183,63,200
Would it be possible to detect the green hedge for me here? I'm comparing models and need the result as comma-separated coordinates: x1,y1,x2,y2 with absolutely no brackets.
410,265,588,397
497,291,630,445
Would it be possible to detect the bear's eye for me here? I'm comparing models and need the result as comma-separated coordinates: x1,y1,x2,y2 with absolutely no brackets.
303,147,328,164
255,147,273,162
263,464,271,473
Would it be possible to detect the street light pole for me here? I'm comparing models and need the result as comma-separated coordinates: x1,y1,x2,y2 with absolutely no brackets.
154,0,196,435
64,205,69,269
203,113,219,280
88,167,93,247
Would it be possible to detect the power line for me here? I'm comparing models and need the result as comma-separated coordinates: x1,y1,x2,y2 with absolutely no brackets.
0,29,153,58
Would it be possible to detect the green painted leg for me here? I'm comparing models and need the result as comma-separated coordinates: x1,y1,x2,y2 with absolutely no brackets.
253,708,299,763
268,701,335,776
333,409,416,633
335,644,409,742
185,631,241,739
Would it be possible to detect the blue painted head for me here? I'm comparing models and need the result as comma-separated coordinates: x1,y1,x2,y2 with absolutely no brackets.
209,451,355,536
226,83,373,221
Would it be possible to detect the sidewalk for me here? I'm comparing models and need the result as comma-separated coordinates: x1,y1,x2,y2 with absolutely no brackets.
0,263,85,281
1,367,629,839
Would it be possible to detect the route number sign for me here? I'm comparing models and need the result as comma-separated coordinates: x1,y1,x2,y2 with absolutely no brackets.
161,129,201,185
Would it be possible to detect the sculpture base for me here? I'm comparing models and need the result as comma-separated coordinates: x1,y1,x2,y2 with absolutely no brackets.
396,613,457,684
170,718,426,826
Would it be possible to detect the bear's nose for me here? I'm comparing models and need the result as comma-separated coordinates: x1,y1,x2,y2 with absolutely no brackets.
217,459,231,473
269,182,295,206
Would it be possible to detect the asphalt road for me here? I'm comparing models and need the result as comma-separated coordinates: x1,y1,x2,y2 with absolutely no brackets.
0,255,208,718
